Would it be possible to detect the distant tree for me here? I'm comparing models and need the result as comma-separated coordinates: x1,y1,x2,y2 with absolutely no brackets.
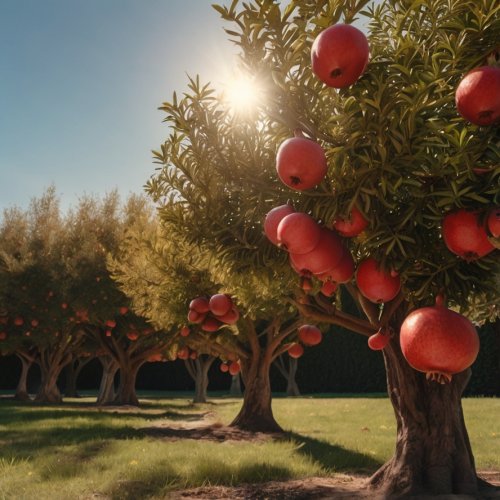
146,0,499,496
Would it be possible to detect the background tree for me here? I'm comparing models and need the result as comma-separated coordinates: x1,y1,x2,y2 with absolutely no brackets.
147,0,499,496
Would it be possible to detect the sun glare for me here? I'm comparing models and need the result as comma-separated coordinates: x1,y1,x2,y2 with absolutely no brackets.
224,75,264,114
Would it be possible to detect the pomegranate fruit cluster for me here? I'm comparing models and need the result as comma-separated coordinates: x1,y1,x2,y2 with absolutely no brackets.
219,360,241,375
287,324,323,359
187,293,240,332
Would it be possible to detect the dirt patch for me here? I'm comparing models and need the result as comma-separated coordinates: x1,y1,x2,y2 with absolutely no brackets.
169,472,500,500
140,421,279,443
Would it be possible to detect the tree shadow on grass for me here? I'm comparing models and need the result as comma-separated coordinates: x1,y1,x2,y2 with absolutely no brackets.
284,432,382,474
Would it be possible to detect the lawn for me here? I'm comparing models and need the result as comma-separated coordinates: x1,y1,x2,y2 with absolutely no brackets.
0,393,498,499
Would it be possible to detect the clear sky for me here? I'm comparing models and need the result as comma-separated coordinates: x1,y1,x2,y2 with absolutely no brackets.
0,0,236,212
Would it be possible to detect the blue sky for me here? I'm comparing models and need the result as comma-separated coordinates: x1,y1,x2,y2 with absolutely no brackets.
0,0,236,212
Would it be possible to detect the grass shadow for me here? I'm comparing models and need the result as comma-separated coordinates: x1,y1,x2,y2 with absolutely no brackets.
285,431,383,474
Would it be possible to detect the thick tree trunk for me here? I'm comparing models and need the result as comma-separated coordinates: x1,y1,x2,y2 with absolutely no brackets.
369,320,494,498
35,360,64,403
14,354,32,401
64,359,90,398
114,361,142,406
229,373,242,396
230,353,282,433
97,357,118,405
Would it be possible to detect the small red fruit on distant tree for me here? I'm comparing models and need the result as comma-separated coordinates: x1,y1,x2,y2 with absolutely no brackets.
288,343,304,359
209,294,232,316
400,296,480,384
190,351,198,360
105,319,116,328
442,209,494,260
119,306,129,315
276,132,328,191
290,228,344,275
126,331,139,341
333,206,368,237
298,325,322,346
61,303,68,309
220,363,229,373
264,204,295,245
218,307,240,325
105,330,112,337
228,360,241,375
455,66,500,126
31,319,39,327
180,326,190,337
189,296,210,314
14,317,24,326
311,24,369,88
187,309,206,324
277,212,321,254
487,207,500,238
201,317,223,332
368,329,390,350
177,347,190,360
356,258,401,303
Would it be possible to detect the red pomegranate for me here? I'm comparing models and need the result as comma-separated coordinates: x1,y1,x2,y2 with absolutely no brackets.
105,330,112,337
442,209,494,260
14,317,24,326
356,258,401,303
300,276,313,291
277,212,321,254
218,307,240,325
220,363,229,373
288,343,304,359
333,206,368,237
180,326,190,337
127,331,139,341
105,319,116,328
367,329,390,351
311,24,369,88
320,279,338,297
290,228,344,275
209,294,233,316
187,309,206,324
317,247,355,284
177,347,190,360
298,325,322,346
190,351,198,360
455,66,500,126
228,361,241,376
201,317,223,332
487,207,500,238
400,296,480,383
264,204,295,245
119,306,129,315
276,133,328,191
189,296,210,314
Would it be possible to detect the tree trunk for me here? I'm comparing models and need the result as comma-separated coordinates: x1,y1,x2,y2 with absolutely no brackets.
14,354,32,401
230,353,282,433
64,360,79,398
274,355,300,397
369,319,494,498
229,373,242,396
35,357,64,403
186,356,215,403
97,357,118,405
114,361,142,406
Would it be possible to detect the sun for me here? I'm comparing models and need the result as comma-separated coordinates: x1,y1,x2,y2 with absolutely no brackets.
223,75,264,114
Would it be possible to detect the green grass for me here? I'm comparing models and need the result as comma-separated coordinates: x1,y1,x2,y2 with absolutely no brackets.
0,394,498,499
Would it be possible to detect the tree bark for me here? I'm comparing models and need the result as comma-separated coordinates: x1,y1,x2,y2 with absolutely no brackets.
14,353,32,401
274,355,300,397
96,357,118,405
369,318,491,498
35,358,64,403
230,352,282,433
64,358,91,398
114,361,143,406
229,373,242,396
185,355,215,403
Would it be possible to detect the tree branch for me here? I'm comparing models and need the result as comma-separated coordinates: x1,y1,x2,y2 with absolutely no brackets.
345,283,380,326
